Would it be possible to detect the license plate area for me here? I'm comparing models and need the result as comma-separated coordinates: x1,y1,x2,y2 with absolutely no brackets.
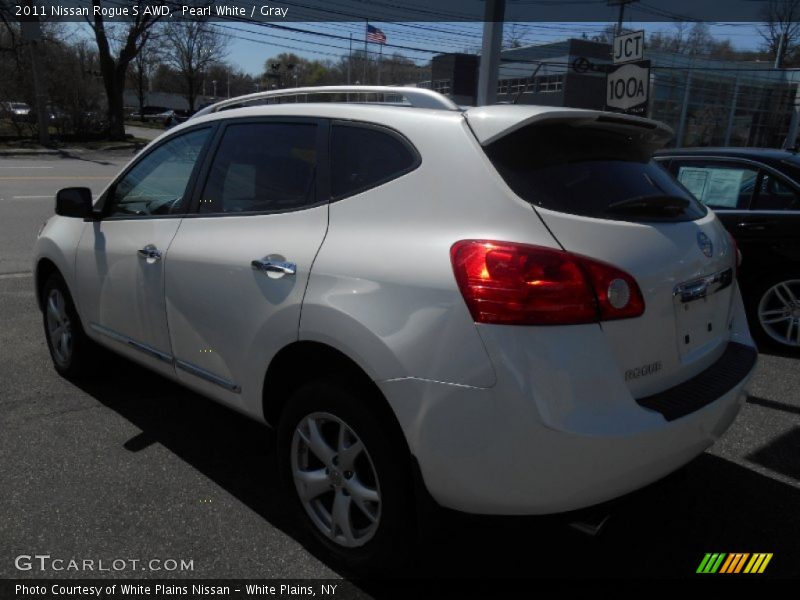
674,268,734,359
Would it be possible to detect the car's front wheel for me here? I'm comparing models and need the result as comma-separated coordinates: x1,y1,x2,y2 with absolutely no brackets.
277,380,414,574
41,273,96,378
752,274,800,352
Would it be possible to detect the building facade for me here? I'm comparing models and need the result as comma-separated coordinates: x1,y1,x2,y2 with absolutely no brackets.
428,40,800,149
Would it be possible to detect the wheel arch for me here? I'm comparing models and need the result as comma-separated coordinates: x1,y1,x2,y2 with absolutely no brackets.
35,257,62,311
262,340,411,456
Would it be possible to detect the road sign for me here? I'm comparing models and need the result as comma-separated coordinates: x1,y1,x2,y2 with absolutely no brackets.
613,30,645,64
605,60,650,115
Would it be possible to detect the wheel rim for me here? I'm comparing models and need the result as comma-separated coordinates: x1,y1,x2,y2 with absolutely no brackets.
291,412,381,548
758,279,800,348
46,288,73,365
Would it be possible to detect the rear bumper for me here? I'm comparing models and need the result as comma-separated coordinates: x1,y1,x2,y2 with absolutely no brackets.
379,347,754,515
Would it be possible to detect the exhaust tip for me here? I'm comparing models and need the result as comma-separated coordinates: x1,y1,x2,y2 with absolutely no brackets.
568,514,611,537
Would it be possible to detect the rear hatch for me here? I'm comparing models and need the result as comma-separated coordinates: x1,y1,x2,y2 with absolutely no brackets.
466,107,738,397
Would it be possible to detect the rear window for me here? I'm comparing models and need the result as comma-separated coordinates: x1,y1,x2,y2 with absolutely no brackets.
485,123,707,222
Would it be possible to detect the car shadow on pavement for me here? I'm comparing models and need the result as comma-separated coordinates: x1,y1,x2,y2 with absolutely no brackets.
72,354,800,586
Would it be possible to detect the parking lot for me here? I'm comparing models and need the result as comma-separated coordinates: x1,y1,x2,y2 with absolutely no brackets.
1,152,799,586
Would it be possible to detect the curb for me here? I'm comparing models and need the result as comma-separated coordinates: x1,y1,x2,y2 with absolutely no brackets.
0,144,144,156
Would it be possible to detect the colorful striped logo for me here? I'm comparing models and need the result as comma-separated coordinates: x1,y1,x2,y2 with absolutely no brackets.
697,553,773,574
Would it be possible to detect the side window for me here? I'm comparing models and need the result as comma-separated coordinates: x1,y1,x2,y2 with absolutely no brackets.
108,128,210,217
754,172,800,211
330,123,418,199
199,122,317,214
673,161,757,210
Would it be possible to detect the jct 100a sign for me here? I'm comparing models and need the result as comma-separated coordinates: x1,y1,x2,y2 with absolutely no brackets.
605,60,650,115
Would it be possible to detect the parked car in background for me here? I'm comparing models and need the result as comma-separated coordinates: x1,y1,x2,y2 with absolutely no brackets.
34,87,757,573
173,109,192,123
656,148,800,351
128,106,171,122
2,101,31,122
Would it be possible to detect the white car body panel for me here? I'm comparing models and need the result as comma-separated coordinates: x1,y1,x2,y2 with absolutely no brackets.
74,219,182,379
164,206,329,416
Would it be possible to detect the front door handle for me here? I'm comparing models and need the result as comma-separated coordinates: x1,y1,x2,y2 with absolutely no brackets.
137,244,162,261
251,257,296,275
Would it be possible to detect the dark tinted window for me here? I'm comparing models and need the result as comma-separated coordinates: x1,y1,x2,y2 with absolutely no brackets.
485,123,707,222
754,172,800,210
199,123,317,213
109,128,210,217
672,160,757,210
331,124,417,198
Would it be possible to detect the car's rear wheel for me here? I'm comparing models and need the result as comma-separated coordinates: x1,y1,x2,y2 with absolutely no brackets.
752,275,800,352
277,380,414,575
42,273,96,378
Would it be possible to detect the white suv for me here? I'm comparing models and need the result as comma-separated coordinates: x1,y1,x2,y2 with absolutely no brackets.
33,86,757,572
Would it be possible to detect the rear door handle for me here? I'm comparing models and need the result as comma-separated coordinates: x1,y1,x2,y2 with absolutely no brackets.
736,221,774,231
251,257,296,275
137,244,162,261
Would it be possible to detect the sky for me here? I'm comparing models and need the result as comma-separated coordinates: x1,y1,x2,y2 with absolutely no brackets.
65,19,768,77
220,21,768,76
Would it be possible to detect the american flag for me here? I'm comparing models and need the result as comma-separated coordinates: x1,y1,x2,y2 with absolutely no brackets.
366,24,387,44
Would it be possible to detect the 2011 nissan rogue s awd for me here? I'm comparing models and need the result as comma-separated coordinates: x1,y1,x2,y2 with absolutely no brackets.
33,86,758,572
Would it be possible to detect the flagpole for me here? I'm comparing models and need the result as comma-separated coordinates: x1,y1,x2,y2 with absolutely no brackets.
348,33,352,85
377,43,382,85
363,19,368,84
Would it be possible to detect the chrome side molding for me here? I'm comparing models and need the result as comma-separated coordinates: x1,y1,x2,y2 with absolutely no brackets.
89,323,241,394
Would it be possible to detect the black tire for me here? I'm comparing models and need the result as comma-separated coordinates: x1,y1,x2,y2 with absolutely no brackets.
277,380,414,575
745,272,800,353
41,273,97,379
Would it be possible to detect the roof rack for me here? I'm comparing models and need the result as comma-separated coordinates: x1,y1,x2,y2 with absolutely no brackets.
190,85,460,119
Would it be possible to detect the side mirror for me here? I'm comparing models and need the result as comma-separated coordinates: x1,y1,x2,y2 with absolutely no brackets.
55,187,93,218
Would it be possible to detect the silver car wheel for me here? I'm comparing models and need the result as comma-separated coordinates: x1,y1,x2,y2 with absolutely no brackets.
758,279,800,348
291,412,381,548
46,288,73,365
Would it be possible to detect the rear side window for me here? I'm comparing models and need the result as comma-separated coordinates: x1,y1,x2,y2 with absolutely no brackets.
672,161,757,210
485,123,707,222
199,122,317,214
330,123,418,199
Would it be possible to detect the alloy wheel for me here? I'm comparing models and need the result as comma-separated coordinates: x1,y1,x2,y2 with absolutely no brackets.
758,279,800,348
46,288,73,365
291,412,381,548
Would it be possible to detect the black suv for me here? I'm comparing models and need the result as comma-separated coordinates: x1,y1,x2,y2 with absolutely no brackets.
656,148,800,351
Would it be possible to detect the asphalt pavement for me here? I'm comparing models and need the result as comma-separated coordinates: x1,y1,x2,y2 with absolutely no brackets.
1,154,799,586
0,153,132,275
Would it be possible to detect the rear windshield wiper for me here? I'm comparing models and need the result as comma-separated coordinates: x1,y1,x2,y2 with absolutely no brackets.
606,195,690,217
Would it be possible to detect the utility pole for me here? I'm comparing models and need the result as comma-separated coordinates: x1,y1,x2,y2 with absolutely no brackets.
675,68,693,147
348,34,352,84
609,0,639,36
20,1,49,145
775,31,787,69
477,0,505,106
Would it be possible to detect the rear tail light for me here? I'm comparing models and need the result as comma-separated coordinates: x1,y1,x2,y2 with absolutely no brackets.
450,240,645,326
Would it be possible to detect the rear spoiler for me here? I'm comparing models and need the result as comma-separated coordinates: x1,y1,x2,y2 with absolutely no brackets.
465,106,673,148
